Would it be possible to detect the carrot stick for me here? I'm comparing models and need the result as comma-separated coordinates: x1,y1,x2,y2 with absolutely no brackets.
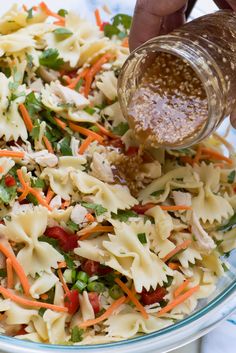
160,205,192,211
61,200,70,209
84,53,114,98
174,279,191,298
53,19,65,26
200,147,233,165
115,278,148,319
54,117,67,130
79,136,94,155
162,240,192,263
28,187,52,211
42,136,54,154
46,188,55,204
57,269,70,296
0,243,30,295
78,225,114,237
193,146,202,164
94,9,102,27
157,285,200,316
6,259,14,289
17,169,29,189
67,68,89,90
18,188,30,202
180,156,194,166
0,286,68,312
85,213,95,222
79,296,126,328
40,293,49,300
69,122,104,143
0,151,24,158
19,104,33,133
168,262,180,271
95,122,116,139
58,261,67,269
39,2,65,23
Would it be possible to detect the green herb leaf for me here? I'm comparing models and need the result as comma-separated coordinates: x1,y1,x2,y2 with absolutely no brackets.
112,209,137,222
26,193,39,206
163,276,174,288
59,136,73,156
54,28,73,39
70,327,84,343
112,122,129,136
39,49,65,70
228,170,236,184
81,202,107,216
0,180,17,204
137,233,147,244
104,14,132,39
62,252,76,269
38,308,46,317
39,236,59,247
75,78,83,92
8,69,21,92
0,269,7,278
27,7,34,20
218,213,236,232
222,263,229,272
58,9,68,17
25,92,42,117
84,107,96,115
31,123,40,140
151,190,164,197
32,178,45,189
67,220,79,232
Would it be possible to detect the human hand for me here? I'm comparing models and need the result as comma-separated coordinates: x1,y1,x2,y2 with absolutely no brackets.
129,0,236,128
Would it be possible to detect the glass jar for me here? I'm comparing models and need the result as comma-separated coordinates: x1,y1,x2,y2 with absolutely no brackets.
118,10,236,149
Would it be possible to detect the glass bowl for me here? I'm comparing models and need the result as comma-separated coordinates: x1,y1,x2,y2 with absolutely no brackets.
0,1,236,352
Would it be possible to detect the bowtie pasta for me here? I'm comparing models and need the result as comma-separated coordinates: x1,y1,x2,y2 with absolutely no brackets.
0,2,235,346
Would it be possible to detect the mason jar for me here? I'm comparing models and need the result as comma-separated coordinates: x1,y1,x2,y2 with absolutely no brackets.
118,10,236,149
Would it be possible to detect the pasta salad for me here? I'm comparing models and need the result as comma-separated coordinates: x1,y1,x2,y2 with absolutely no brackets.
0,2,235,345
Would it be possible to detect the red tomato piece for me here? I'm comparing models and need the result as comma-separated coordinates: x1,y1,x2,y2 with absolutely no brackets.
5,175,16,187
45,226,78,251
64,289,80,315
16,324,27,336
125,146,139,156
88,292,100,314
132,203,156,215
81,260,112,276
141,287,167,305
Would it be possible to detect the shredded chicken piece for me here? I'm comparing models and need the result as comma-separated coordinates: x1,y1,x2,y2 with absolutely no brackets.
31,151,58,168
38,67,60,83
90,152,114,183
191,213,216,251
50,195,62,210
71,205,88,225
172,191,192,207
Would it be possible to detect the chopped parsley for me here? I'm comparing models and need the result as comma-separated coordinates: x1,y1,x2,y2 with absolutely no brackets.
26,7,34,20
112,209,137,222
104,14,132,39
228,170,236,184
59,136,73,156
81,202,107,216
84,106,96,115
25,92,42,117
0,269,7,278
0,179,17,204
151,190,164,197
218,213,236,232
70,327,84,343
39,236,59,248
39,49,65,70
38,308,47,317
137,233,147,244
67,220,79,232
112,122,129,136
54,28,73,39
58,9,68,17
32,178,45,189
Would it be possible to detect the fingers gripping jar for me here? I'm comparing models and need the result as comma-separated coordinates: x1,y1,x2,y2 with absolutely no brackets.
118,10,236,149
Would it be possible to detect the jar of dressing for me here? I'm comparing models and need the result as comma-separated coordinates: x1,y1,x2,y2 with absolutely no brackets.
118,10,236,149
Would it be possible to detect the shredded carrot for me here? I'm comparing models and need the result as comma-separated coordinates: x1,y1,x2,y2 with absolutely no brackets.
40,293,49,301
79,135,94,155
58,261,67,269
69,122,104,143
39,2,65,24
115,278,148,319
160,205,192,211
67,68,89,90
84,53,114,97
53,19,65,26
79,296,126,328
168,262,180,271
54,117,67,130
28,187,52,211
46,188,55,204
122,37,129,48
0,151,24,158
94,9,102,27
18,188,30,202
157,285,200,316
0,243,30,295
85,213,95,222
180,156,193,166
17,170,28,189
18,104,33,133
0,286,68,312
42,136,54,154
57,269,70,296
61,200,70,209
162,239,192,263
200,147,233,165
0,166,4,174
95,122,116,139
6,259,14,289
174,279,191,298
193,146,202,164
22,4,28,11
213,132,235,154
78,225,114,237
